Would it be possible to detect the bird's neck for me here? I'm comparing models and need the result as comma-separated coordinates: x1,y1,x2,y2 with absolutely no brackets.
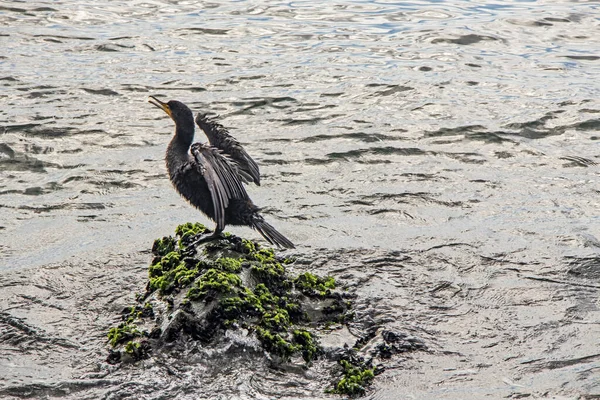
175,120,195,145
166,133,192,178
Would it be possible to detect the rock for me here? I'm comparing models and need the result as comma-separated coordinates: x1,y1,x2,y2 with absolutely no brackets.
105,223,426,397
107,223,351,366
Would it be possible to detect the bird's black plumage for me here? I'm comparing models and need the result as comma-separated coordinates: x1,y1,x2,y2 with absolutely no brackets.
195,113,261,186
148,96,294,249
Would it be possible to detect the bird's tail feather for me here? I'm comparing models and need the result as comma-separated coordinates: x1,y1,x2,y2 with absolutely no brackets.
252,218,295,249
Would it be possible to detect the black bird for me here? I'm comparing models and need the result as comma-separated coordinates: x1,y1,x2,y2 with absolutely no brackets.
148,96,295,249
195,113,261,186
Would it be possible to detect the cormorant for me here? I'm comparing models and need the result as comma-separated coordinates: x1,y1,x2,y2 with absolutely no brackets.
195,113,260,186
148,96,294,249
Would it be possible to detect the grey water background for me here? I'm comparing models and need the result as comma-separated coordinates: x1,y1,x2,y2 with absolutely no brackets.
1,0,600,399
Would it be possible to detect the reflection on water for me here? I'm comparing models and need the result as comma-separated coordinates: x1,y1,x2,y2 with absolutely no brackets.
1,0,599,398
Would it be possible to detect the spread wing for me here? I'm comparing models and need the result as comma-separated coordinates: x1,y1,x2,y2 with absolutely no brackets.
190,143,249,232
195,113,261,186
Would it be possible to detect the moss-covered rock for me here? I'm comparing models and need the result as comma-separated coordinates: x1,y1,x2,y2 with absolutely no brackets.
107,222,423,395
109,223,351,364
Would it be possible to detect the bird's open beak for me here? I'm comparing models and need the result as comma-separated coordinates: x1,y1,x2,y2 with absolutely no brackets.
148,96,173,120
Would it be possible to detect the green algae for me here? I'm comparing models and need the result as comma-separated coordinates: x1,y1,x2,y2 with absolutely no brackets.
245,246,283,280
187,268,242,300
123,340,150,361
261,309,291,331
215,257,243,273
152,236,176,260
148,248,208,295
331,359,375,397
149,262,201,295
293,329,318,363
252,326,318,363
255,326,300,359
241,238,256,254
124,304,154,324
175,222,208,244
221,288,261,315
248,247,275,263
124,306,140,324
250,260,286,284
107,323,142,347
124,340,141,354
254,283,274,302
294,272,336,296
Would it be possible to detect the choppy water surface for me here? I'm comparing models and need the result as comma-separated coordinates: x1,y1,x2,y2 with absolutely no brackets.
1,0,600,398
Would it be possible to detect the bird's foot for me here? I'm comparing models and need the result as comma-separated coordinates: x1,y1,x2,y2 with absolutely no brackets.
187,232,225,248
180,232,214,257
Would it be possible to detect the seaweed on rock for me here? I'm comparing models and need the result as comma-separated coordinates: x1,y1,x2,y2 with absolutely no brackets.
108,223,351,364
107,223,424,396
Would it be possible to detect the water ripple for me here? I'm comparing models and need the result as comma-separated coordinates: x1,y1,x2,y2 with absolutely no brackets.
1,0,600,398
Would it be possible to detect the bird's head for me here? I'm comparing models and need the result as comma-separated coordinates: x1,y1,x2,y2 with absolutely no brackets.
149,96,195,144
148,96,194,123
